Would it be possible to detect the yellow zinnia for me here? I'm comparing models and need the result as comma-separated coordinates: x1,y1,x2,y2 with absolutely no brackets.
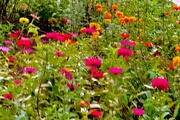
19,17,29,24
173,56,180,66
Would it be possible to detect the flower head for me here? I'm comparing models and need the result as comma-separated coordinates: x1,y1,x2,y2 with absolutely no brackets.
104,11,112,19
172,0,180,6
60,18,70,24
121,33,129,39
173,56,180,66
117,47,133,57
14,80,22,85
3,93,13,100
25,67,36,74
115,11,124,18
151,77,169,91
85,57,102,68
0,46,10,52
45,32,63,42
8,56,15,63
132,108,144,116
78,101,89,107
108,67,123,75
19,17,29,24
120,40,136,46
30,14,39,20
112,4,118,10
90,110,102,117
16,39,31,47
54,51,64,57
4,40,12,45
67,83,74,91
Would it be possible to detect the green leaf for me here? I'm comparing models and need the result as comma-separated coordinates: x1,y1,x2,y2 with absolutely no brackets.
173,103,180,118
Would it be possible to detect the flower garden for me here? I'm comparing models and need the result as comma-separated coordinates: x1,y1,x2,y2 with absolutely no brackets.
0,0,180,119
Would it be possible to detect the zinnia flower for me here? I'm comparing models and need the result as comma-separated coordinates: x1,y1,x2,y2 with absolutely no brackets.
46,32,63,42
121,33,129,39
132,108,144,116
91,110,102,117
120,40,136,46
173,56,180,66
4,40,12,45
151,77,169,91
92,70,104,79
104,11,112,19
172,0,180,6
14,80,22,85
0,46,10,52
115,11,124,18
58,69,73,80
67,83,74,91
54,51,64,57
112,4,118,10
8,56,15,63
78,101,89,107
117,47,133,57
3,93,13,100
85,57,102,68
16,39,31,47
108,67,123,75
175,46,180,51
30,14,39,20
19,17,29,24
25,67,36,74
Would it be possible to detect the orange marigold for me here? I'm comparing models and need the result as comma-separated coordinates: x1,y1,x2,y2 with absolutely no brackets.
173,56,180,66
112,4,118,10
115,11,124,18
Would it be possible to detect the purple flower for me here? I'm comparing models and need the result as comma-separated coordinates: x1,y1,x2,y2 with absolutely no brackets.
0,46,10,52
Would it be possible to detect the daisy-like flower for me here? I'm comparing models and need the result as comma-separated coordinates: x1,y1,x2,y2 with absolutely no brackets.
85,57,102,68
132,108,144,116
25,67,36,74
117,47,133,57
151,77,169,91
30,14,39,20
0,46,10,52
4,40,12,45
90,110,102,117
19,17,29,24
54,51,64,57
8,56,15,63
67,83,74,91
14,80,22,85
108,67,123,75
3,93,13,100
172,0,180,6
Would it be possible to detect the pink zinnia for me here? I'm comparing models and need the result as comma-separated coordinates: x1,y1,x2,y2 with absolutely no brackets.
85,57,102,68
108,67,123,75
151,77,169,91
91,110,102,117
30,14,39,20
4,40,12,45
54,51,64,57
117,47,133,57
0,46,10,52
14,80,22,85
25,67,36,74
120,40,136,46
84,28,95,34
46,32,63,42
3,93,13,100
132,108,144,116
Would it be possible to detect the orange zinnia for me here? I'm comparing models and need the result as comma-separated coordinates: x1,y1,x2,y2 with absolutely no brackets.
112,4,118,10
96,3,102,9
144,42,153,48
104,11,112,19
128,16,136,22
97,7,102,12
173,56,180,66
175,46,180,51
115,11,124,18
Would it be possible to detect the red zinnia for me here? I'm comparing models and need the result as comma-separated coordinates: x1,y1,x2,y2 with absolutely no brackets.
8,56,15,63
3,93,13,100
91,110,102,117
121,33,129,39
16,40,31,47
151,77,169,91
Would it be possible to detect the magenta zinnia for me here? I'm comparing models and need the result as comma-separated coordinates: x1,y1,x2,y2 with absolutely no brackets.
25,67,36,74
132,108,144,116
85,57,102,68
151,77,169,91
117,47,133,57
108,67,123,75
